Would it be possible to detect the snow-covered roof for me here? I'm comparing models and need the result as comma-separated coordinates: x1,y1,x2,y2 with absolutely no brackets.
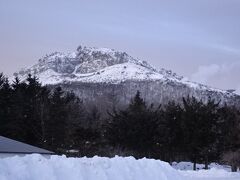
0,136,54,154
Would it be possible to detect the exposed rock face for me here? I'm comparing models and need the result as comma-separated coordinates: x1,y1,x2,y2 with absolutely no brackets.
13,45,240,111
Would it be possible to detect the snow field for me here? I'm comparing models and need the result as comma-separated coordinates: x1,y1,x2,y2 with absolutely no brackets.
0,154,183,180
172,161,232,171
179,169,240,180
0,154,240,180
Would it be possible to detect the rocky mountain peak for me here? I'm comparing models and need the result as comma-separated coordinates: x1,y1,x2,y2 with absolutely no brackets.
13,45,227,95
15,45,178,82
11,45,240,109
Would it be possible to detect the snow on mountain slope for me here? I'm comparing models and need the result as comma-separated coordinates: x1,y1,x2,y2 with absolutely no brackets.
13,45,234,95
35,63,165,85
14,46,178,83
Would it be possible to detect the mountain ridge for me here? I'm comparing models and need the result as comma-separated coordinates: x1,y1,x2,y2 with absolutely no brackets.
12,45,240,111
13,45,234,97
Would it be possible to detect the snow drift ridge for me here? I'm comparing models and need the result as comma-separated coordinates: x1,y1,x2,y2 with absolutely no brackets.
0,154,183,180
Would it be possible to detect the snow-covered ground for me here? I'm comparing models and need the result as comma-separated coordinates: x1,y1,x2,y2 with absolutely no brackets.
172,161,232,171
173,162,240,180
0,154,239,180
180,169,240,180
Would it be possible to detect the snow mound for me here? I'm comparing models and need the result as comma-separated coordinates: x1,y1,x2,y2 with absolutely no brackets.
0,154,183,180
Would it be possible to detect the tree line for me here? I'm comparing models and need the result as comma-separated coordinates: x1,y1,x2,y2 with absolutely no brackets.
0,73,240,171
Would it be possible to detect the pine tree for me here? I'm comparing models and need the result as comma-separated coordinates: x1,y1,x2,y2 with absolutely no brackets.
0,73,88,153
0,75,12,137
198,98,219,169
162,101,183,162
9,75,48,145
46,87,66,150
181,96,219,170
10,77,28,141
64,91,87,149
105,91,161,157
218,105,240,171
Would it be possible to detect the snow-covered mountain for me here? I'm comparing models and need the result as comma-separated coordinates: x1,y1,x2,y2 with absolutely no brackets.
13,45,240,109
14,46,183,84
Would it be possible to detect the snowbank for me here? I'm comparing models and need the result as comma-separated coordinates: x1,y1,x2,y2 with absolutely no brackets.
0,154,183,180
1,155,240,180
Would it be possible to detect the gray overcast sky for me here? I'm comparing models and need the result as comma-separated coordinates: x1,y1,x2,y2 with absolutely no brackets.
1,0,240,93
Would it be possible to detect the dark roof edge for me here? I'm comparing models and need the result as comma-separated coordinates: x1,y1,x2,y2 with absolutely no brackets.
0,151,55,155
0,136,54,154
